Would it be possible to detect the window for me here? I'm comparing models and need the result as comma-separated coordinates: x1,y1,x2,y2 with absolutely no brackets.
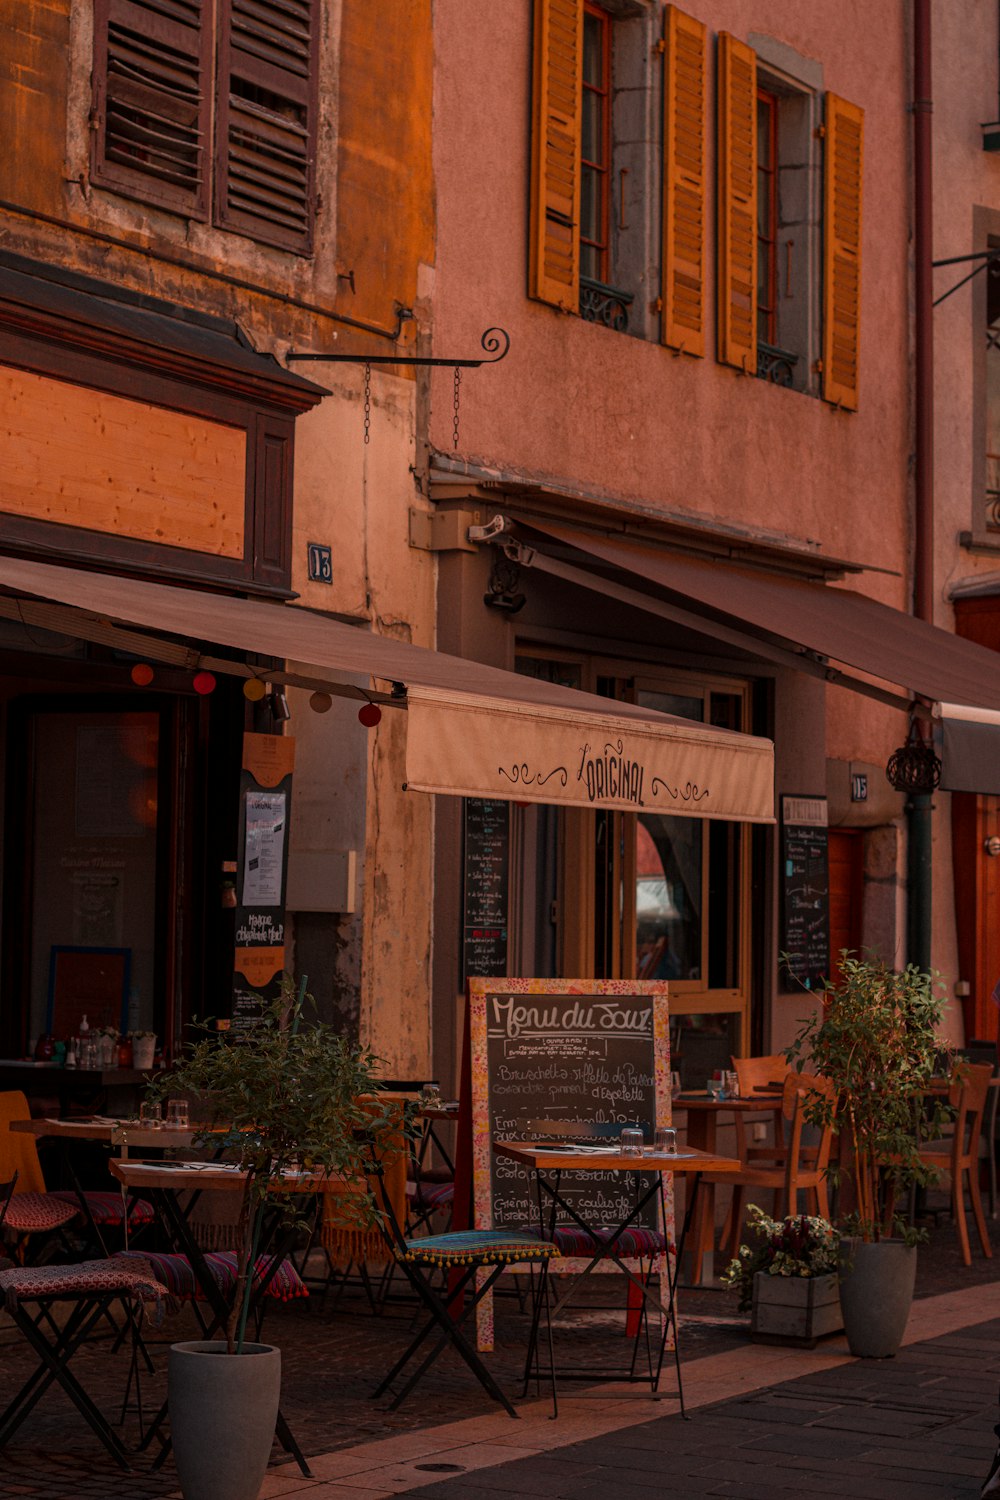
756,87,778,349
717,31,863,406
580,5,612,285
986,251,1000,528
530,0,656,336
90,0,319,255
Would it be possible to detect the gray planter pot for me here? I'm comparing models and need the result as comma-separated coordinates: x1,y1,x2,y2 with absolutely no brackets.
751,1271,843,1346
168,1340,281,1500
838,1238,916,1358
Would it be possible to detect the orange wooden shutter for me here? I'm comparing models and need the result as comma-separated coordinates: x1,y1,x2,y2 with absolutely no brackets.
529,0,583,311
822,93,864,410
716,32,757,370
661,6,707,356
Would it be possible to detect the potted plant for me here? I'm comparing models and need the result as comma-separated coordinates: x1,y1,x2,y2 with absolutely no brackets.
147,985,397,1500
723,1203,842,1346
785,953,951,1358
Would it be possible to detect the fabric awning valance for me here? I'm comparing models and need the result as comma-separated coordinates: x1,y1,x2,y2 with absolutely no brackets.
0,554,774,822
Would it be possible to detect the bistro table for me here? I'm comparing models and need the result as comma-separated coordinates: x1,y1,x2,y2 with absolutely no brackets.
672,1092,783,1284
494,1141,739,1416
110,1158,327,1478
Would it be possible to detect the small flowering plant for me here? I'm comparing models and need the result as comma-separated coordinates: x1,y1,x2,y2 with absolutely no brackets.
722,1204,840,1312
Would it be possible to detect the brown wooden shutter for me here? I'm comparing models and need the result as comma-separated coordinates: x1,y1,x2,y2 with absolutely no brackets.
91,0,210,218
822,93,864,410
661,6,707,356
716,32,757,370
529,0,583,311
215,0,319,254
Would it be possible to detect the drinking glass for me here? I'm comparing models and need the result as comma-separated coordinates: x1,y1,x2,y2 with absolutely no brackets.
620,1126,644,1157
725,1070,740,1100
707,1071,725,1101
139,1100,162,1131
654,1126,678,1155
166,1098,189,1131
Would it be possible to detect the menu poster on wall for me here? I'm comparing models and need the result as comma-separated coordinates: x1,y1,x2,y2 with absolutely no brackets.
461,799,509,983
232,733,294,1031
780,794,830,993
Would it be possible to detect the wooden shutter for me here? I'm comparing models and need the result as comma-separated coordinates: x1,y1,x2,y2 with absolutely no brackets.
529,0,583,311
822,93,864,410
661,6,707,356
91,0,210,218
716,32,757,370
215,0,319,254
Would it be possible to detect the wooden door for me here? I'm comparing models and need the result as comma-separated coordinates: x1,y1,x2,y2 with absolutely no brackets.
827,829,863,984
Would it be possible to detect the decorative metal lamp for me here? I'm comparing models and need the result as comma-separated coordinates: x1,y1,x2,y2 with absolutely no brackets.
885,719,942,793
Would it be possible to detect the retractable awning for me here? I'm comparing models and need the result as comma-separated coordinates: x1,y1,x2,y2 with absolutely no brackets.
0,554,774,823
511,519,1000,716
936,703,1000,794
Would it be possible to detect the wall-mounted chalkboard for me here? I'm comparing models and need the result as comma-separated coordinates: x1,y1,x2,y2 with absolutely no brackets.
780,795,830,992
467,978,671,1346
461,799,509,983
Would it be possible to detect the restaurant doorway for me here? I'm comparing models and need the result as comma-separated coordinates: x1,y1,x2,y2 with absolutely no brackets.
828,828,864,985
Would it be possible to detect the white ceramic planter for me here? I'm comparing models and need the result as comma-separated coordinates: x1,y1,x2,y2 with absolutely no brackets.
750,1271,843,1346
168,1340,281,1500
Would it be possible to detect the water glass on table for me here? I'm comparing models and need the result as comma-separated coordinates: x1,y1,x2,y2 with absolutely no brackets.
139,1100,162,1131
654,1126,678,1156
165,1098,189,1131
620,1126,644,1157
707,1070,726,1101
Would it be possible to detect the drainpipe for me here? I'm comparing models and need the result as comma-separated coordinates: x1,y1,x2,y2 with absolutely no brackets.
909,0,934,974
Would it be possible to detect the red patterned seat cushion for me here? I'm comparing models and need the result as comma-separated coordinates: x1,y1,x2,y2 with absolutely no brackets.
0,1256,163,1311
51,1190,154,1227
2,1192,79,1234
549,1224,668,1259
115,1249,308,1303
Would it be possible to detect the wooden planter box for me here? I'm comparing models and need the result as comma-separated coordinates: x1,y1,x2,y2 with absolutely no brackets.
750,1272,843,1347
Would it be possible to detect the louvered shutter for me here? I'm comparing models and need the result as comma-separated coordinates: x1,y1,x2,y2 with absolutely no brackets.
215,0,319,254
529,0,583,311
661,6,706,356
822,93,864,410
716,32,757,370
91,0,210,218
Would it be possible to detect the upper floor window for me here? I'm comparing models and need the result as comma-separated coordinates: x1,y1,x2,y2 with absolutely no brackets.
90,0,319,256
755,86,779,349
580,5,612,285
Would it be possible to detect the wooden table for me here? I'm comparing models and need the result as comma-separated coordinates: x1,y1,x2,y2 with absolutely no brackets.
494,1141,739,1414
10,1116,202,1156
671,1093,783,1283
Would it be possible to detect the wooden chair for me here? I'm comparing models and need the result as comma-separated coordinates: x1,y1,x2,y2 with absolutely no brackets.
719,1057,789,1253
918,1061,993,1266
699,1073,836,1265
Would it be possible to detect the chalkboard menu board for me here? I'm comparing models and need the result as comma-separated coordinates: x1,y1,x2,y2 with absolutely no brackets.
461,799,509,983
780,795,830,992
469,979,670,1236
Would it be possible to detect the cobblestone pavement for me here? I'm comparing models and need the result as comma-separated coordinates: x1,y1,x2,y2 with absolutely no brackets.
0,1214,998,1500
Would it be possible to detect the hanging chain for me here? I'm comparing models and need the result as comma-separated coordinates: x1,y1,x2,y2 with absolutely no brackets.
452,365,462,451
363,361,371,446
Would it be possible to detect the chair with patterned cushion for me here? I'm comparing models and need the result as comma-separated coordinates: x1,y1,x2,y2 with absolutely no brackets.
366,1149,558,1416
115,1247,308,1339
0,1092,152,1258
0,1256,162,1470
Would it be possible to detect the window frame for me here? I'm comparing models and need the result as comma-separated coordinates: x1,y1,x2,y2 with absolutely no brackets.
756,85,779,349
580,3,613,285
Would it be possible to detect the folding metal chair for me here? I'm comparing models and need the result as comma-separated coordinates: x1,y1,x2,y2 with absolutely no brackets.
365,1151,559,1416
0,1257,162,1470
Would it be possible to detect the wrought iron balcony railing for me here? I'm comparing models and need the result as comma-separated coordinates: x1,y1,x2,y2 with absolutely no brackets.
579,277,634,332
756,342,799,386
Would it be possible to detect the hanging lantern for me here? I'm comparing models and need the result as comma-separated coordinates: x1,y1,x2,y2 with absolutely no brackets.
192,671,217,697
130,663,154,687
358,702,382,728
886,720,942,794
243,678,267,703
309,691,334,714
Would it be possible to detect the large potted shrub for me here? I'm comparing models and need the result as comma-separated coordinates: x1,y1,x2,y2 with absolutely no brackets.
786,954,951,1358
148,987,396,1500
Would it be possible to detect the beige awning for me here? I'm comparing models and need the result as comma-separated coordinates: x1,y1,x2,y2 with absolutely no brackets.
0,553,774,822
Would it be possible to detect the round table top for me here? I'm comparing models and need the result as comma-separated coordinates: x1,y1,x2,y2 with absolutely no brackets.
671,1092,782,1111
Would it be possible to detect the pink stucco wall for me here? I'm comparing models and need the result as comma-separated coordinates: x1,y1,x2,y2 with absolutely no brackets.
430,0,911,610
